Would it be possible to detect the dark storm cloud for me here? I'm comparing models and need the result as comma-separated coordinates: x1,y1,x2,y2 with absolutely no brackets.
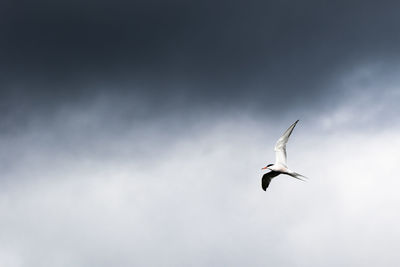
1,0,400,124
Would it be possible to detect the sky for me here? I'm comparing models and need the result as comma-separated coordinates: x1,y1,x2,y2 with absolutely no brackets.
1,1,400,266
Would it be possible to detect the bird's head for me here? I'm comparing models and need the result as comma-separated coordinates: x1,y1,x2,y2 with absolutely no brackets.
261,164,274,170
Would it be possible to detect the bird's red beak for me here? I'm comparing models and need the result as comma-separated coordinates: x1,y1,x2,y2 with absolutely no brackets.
261,166,268,170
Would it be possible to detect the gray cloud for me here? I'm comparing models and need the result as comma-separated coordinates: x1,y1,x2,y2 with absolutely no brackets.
1,1,400,266
1,96,400,266
2,0,400,117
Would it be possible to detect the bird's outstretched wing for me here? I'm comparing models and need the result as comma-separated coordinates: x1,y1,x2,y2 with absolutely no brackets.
274,120,299,167
261,171,280,191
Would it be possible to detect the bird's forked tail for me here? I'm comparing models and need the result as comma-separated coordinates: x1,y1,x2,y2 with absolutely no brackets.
288,171,308,181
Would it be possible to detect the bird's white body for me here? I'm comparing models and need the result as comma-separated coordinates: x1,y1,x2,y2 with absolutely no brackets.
267,164,287,173
261,120,307,190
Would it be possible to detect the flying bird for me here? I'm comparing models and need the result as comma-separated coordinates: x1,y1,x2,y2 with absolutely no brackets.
261,120,307,191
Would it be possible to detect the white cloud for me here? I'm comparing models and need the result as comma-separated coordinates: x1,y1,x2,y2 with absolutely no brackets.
1,98,400,266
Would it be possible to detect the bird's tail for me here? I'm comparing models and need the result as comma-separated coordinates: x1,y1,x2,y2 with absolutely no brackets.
288,171,308,181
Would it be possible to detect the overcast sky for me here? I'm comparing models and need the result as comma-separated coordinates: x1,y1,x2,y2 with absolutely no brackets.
1,1,400,266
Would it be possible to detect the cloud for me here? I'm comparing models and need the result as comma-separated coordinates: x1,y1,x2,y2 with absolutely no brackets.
1,1,400,265
2,0,400,114
1,93,400,266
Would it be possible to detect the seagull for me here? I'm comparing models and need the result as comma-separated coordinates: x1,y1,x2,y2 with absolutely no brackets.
261,120,307,191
